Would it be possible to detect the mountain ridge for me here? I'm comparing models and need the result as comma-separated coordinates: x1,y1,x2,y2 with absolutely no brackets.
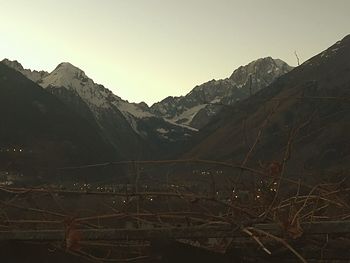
1,56,292,159
1,34,349,179
1,58,197,159
183,34,350,182
150,57,293,129
2,56,292,128
0,62,117,179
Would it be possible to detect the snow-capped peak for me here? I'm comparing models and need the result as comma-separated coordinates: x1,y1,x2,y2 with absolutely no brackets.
55,62,84,74
41,62,90,89
42,62,195,134
2,59,196,137
38,62,116,110
151,57,293,129
42,62,154,118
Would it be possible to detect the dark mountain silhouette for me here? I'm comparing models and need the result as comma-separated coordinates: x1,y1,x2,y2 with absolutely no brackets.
0,63,117,179
184,35,350,182
2,60,196,160
2,34,350,184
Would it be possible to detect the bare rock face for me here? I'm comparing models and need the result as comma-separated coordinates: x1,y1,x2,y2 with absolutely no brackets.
2,59,196,159
151,57,293,129
2,59,49,83
185,35,350,180
1,56,292,158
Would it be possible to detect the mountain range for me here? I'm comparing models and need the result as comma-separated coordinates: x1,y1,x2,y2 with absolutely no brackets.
185,34,350,183
1,56,291,161
2,60,196,160
151,57,292,129
1,34,349,182
0,63,116,179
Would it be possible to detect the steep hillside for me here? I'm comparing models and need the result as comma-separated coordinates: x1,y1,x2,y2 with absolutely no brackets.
0,63,117,178
2,61,196,159
2,57,292,159
185,35,350,181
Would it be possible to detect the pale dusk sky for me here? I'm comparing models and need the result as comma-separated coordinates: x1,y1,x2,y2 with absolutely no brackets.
0,0,349,105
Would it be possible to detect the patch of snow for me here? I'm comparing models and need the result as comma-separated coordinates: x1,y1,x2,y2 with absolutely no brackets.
156,128,169,134
39,62,158,135
331,47,339,53
173,104,207,124
5,59,199,138
123,112,140,134
41,63,111,108
164,118,199,132
274,59,287,69
210,97,221,104
115,100,153,119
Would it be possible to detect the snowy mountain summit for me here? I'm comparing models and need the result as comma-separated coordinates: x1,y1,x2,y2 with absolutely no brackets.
2,57,292,131
1,59,197,159
2,57,292,158
2,59,154,124
40,62,113,109
150,57,293,129
41,62,90,89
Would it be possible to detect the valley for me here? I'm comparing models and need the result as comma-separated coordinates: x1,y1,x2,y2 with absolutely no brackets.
1,25,350,262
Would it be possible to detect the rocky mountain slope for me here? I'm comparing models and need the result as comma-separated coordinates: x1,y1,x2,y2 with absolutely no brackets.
2,60,196,159
1,55,292,161
0,63,116,178
184,35,350,182
151,57,293,129
1,59,49,82
3,56,291,159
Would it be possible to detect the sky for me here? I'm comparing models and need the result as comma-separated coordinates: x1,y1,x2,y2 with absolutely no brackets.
0,0,349,105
